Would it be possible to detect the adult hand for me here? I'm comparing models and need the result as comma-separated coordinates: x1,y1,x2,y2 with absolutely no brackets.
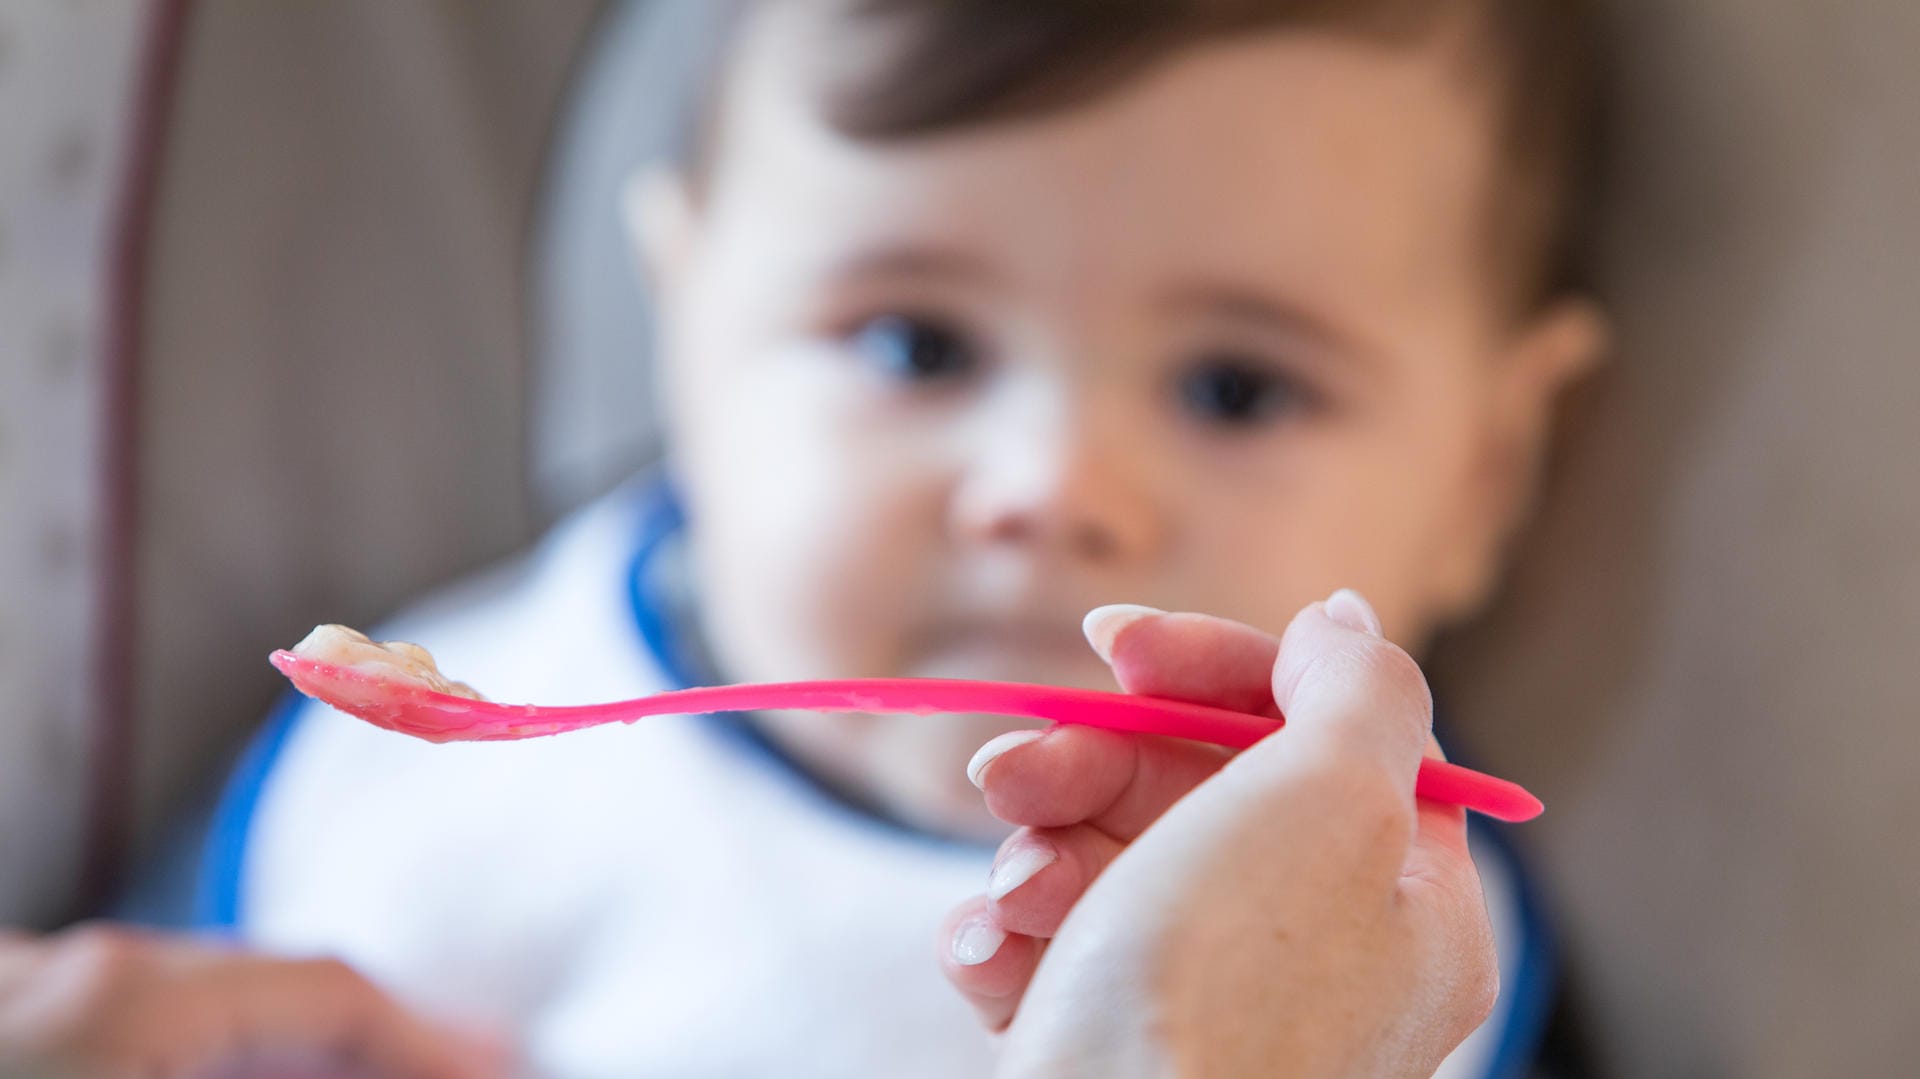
940,592,1499,1077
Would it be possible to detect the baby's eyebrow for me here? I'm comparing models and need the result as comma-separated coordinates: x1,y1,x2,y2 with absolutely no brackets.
827,243,999,287
1159,282,1368,363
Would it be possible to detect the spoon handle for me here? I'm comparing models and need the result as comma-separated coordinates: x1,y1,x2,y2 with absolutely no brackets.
269,654,1543,822
520,678,1543,822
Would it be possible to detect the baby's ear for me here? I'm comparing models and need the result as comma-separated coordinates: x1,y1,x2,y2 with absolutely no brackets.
1503,296,1611,424
1442,296,1610,616
621,167,697,297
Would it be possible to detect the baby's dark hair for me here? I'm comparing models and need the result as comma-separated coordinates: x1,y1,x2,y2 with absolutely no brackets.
675,0,1607,313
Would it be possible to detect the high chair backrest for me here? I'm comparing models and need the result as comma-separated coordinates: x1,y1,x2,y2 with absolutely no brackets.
0,0,599,927
1428,2,1920,1074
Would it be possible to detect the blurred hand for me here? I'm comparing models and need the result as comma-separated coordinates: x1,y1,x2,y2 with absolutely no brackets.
0,925,504,1079
939,593,1499,1077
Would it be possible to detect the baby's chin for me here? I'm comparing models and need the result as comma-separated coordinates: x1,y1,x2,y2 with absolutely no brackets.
862,708,1039,840
753,705,1040,841
751,651,1116,839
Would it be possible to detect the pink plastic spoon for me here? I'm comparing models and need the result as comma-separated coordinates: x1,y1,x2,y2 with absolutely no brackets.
269,650,1543,822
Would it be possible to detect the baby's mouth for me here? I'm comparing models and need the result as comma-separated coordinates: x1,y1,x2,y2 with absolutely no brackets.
914,619,1112,686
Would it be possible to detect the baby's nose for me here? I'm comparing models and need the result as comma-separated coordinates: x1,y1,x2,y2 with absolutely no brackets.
948,415,1162,566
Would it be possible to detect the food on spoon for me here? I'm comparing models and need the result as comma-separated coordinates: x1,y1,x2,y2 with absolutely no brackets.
288,624,485,701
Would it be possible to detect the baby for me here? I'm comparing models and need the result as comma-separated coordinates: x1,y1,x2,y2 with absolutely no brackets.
6,0,1610,1075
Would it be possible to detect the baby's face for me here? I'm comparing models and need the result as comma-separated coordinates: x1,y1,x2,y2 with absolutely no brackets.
638,13,1598,833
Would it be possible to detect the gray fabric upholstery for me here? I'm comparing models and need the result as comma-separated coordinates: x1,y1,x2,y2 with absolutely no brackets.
127,0,596,890
528,0,712,515
1431,3,1920,1074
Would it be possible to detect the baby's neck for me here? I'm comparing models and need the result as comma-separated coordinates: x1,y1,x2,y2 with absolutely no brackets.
748,707,1011,844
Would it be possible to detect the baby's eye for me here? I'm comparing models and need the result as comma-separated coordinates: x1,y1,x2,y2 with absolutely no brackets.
1177,355,1314,428
849,313,981,383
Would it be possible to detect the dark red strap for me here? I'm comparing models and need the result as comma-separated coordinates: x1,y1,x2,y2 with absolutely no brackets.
83,0,193,916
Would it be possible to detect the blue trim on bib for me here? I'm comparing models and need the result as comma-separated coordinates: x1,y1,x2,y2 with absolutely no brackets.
1474,820,1559,1079
194,691,308,930
1433,708,1560,1079
624,481,705,691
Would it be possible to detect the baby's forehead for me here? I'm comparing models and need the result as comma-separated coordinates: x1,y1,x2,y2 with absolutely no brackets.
697,8,1502,315
679,0,1600,313
696,0,1503,169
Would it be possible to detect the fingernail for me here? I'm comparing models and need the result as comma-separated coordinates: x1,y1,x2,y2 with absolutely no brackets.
1325,588,1383,637
967,728,1046,789
952,918,1008,966
1082,603,1165,664
987,842,1057,901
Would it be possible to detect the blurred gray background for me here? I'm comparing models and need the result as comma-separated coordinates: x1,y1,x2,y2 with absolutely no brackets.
0,1,1914,1074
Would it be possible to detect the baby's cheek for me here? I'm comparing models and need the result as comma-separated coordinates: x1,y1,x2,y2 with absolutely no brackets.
684,394,954,681
1191,493,1433,642
806,543,928,675
788,499,947,674
694,513,917,683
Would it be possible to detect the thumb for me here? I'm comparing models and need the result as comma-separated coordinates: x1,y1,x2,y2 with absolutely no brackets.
1267,589,1434,800
1181,590,1434,887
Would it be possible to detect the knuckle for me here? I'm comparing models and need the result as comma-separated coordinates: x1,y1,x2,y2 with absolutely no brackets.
1278,761,1414,854
1349,776,1417,847
300,955,372,995
1287,638,1435,777
24,934,153,1059
1455,961,1501,1041
1454,904,1502,1035
1312,753,1413,826
1350,639,1433,722
1472,964,1502,1028
57,924,145,976
1295,637,1433,725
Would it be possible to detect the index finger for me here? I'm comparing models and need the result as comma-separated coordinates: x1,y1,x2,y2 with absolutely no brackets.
1090,606,1283,720
971,608,1281,838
